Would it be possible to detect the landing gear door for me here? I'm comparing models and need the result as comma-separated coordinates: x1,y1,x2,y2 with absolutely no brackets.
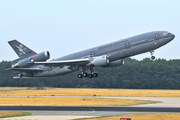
125,40,130,49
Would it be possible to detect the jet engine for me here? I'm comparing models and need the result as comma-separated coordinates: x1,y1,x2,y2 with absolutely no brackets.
87,55,109,67
102,59,124,67
12,51,50,68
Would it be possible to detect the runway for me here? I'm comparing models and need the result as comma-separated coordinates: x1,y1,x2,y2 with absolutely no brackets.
1,97,180,119
1,106,180,112
1,106,180,120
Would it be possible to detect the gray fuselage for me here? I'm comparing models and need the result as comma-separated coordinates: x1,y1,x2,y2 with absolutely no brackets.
33,31,175,77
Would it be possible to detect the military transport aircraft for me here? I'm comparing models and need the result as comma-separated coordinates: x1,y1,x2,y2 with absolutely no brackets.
6,31,175,79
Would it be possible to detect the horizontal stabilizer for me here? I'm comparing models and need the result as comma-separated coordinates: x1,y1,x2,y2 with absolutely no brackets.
13,76,49,79
6,68,43,73
28,58,90,67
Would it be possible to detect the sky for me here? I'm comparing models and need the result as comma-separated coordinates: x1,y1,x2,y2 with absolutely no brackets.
0,0,179,61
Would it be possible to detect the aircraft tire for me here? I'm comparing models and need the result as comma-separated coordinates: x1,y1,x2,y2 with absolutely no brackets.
78,74,83,78
93,73,98,77
151,56,155,60
18,73,23,78
83,73,89,77
88,74,93,78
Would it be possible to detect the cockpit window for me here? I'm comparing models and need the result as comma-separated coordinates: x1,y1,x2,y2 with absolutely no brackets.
163,32,171,36
167,32,171,35
162,32,168,36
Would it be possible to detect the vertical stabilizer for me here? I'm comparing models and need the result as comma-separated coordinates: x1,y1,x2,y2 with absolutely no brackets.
8,40,37,58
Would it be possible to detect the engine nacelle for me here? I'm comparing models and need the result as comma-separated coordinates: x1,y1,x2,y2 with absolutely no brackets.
12,51,50,68
87,55,109,67
103,59,124,67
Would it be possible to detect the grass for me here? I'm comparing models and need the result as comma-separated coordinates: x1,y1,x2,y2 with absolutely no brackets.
0,87,180,97
0,111,32,118
26,87,46,90
0,87,26,92
75,113,180,120
0,97,157,106
0,87,178,119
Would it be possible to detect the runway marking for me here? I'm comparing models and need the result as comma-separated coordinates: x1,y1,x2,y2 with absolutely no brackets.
68,109,95,116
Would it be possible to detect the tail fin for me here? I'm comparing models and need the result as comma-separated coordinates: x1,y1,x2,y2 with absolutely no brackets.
8,40,37,58
8,40,37,65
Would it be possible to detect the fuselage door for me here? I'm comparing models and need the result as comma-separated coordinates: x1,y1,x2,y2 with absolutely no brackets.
125,40,130,49
155,34,159,40
124,40,131,57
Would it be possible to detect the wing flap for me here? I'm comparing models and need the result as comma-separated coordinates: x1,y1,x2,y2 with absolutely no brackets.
6,68,43,73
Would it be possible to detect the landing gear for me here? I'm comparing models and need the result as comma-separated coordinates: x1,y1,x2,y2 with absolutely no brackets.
83,72,89,77
93,73,98,77
77,68,98,78
18,73,23,78
87,73,98,78
151,56,155,60
88,68,98,78
77,74,83,78
90,68,98,78
150,50,155,60
88,74,93,78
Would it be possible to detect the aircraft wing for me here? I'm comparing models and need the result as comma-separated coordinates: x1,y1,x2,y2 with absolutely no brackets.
28,58,90,67
6,68,43,73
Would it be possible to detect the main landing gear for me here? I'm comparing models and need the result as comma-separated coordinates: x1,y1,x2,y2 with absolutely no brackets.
77,72,98,78
77,68,98,78
150,50,155,60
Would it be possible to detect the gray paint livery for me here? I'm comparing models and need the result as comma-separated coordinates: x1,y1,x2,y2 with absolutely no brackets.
6,31,175,79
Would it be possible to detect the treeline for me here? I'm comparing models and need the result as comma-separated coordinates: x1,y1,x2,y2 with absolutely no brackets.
1,58,180,89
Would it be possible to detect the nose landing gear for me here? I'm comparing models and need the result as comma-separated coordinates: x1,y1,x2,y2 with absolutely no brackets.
150,50,155,60
151,56,155,60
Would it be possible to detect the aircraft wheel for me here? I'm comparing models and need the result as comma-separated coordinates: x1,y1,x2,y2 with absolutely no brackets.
151,56,155,60
18,73,23,78
83,72,89,77
88,74,93,78
93,73,98,77
78,74,83,78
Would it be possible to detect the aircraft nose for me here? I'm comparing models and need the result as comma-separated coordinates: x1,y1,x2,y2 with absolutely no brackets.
169,33,175,41
163,33,175,43
172,34,175,40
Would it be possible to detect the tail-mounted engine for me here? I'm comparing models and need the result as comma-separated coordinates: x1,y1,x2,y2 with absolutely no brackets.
12,51,50,68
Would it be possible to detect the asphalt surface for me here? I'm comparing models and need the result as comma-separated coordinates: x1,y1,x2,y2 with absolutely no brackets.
1,97,180,119
1,106,180,112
